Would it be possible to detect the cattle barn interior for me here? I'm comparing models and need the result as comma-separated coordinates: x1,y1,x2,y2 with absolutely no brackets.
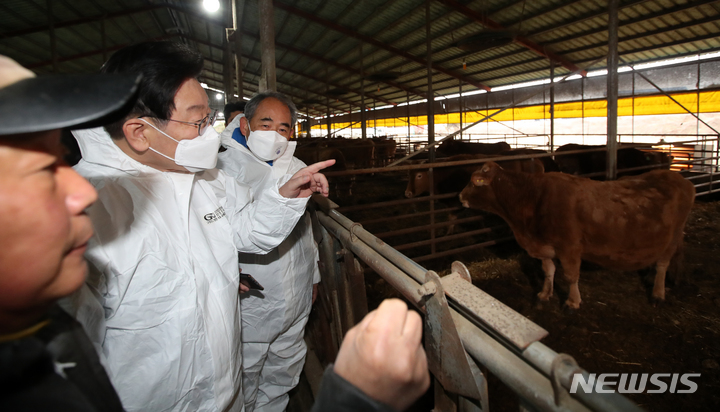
3,0,720,411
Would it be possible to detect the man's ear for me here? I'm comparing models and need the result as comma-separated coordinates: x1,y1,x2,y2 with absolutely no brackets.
122,118,151,153
239,116,250,138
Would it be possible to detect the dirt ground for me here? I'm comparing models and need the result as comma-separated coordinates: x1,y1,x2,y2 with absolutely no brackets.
345,173,720,411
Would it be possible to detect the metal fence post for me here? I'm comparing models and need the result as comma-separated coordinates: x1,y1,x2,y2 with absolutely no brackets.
340,248,368,325
315,222,344,349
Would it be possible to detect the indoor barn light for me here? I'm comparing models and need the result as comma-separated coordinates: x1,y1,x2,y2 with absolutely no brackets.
216,93,223,100
203,0,220,12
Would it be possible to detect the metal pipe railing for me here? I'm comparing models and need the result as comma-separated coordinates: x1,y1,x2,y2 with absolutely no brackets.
358,206,462,225
373,214,486,238
394,227,497,251
317,210,589,412
313,194,641,412
327,133,720,265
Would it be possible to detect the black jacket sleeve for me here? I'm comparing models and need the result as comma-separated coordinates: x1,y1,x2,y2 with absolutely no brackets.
311,365,396,412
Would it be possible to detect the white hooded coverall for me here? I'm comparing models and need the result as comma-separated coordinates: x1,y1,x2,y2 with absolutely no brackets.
217,115,321,412
65,127,308,412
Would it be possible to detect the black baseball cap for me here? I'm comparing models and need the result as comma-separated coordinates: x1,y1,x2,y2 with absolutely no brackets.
0,55,140,136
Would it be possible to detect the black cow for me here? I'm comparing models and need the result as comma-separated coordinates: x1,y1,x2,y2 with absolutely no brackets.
437,138,510,157
555,144,672,178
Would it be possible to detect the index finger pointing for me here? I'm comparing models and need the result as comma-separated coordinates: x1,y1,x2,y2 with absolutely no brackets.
304,159,336,174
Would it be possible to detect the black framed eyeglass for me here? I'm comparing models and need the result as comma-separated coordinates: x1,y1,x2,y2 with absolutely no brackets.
163,109,219,135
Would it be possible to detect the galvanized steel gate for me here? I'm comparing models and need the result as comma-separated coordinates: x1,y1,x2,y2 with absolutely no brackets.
308,194,642,412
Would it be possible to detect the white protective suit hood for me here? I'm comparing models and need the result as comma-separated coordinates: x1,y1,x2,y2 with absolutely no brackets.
67,126,309,412
73,126,154,175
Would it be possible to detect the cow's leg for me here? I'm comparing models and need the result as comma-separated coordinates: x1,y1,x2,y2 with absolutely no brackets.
653,260,670,302
653,226,686,303
560,256,582,309
537,258,555,301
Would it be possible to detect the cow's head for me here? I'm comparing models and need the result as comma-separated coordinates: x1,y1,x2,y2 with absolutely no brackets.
472,161,501,186
459,162,500,210
405,170,429,198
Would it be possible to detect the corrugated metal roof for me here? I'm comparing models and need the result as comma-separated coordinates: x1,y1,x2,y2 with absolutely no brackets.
0,0,718,117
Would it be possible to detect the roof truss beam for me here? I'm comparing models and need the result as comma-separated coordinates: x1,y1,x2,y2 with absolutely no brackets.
434,0,586,76
1,4,166,38
3,3,425,104
273,1,492,91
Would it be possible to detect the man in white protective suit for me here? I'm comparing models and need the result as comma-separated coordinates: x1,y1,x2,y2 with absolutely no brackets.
62,41,334,412
217,91,321,412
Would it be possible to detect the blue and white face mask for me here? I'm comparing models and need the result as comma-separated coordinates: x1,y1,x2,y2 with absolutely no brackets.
246,124,289,162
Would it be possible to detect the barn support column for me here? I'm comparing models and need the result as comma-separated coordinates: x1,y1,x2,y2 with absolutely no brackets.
459,80,464,140
581,78,586,141
222,0,234,103
258,0,277,92
549,62,555,152
425,0,435,163
326,108,331,138
606,0,619,180
326,69,332,138
223,37,234,103
361,89,367,139
407,91,411,147
306,107,311,138
631,69,635,137
232,0,244,100
360,47,367,140
374,100,377,137
425,0,437,255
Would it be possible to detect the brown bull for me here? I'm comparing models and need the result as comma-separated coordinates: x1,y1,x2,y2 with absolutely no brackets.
459,161,695,309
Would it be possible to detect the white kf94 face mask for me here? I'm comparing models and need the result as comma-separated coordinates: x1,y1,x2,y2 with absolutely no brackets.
141,118,221,173
246,124,289,162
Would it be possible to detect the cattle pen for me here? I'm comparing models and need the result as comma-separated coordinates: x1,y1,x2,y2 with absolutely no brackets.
306,193,642,412
302,138,720,411
318,133,720,265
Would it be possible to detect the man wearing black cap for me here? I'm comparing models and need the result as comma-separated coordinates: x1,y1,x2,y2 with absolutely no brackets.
0,55,138,411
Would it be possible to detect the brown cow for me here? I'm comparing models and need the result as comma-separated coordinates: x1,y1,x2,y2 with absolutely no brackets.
459,162,695,309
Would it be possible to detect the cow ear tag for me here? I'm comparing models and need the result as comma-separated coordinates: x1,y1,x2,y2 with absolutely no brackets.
473,177,486,186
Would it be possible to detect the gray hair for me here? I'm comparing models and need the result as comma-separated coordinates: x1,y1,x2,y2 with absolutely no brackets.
244,91,298,128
